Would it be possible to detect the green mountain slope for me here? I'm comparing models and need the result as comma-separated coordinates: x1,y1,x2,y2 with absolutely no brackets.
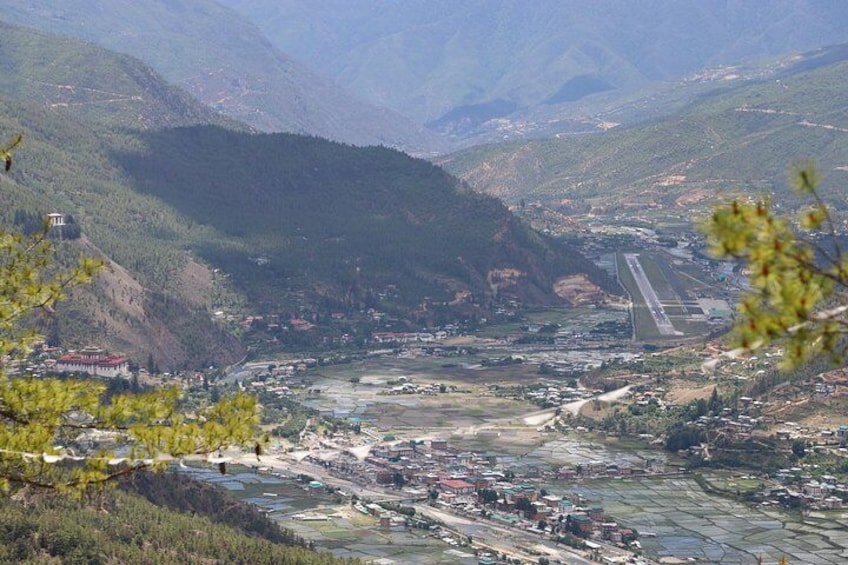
0,21,252,370
0,21,239,131
0,20,610,368
0,96,248,371
438,45,848,222
0,2,444,153
115,126,616,322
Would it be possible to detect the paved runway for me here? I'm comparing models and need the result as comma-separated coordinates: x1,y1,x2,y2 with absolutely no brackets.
623,253,677,336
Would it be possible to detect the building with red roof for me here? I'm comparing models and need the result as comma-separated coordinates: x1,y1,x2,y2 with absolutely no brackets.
438,478,475,495
56,347,129,378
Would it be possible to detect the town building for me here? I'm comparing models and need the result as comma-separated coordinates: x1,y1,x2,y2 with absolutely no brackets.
429,438,448,450
571,513,594,534
56,347,129,378
438,478,475,495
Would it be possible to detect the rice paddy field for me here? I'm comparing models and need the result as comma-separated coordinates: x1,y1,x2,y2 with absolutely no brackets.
218,296,840,564
187,458,848,564
523,437,664,468
551,476,848,564
281,355,848,564
285,516,478,565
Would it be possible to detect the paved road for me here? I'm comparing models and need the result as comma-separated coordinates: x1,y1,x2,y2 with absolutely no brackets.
414,504,595,565
226,451,654,564
562,384,632,416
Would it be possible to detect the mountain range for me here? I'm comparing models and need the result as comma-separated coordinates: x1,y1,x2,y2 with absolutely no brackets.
220,0,848,142
438,43,848,223
4,4,848,369
0,0,444,153
8,1,848,149
0,19,607,370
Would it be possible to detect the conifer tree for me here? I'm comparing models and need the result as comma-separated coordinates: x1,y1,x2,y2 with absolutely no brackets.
0,134,257,493
704,163,848,367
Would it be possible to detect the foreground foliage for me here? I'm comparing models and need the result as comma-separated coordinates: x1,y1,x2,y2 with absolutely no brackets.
0,221,257,492
704,164,848,366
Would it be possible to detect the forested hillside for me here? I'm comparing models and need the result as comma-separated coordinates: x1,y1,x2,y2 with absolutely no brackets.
117,126,616,325
0,472,357,564
0,21,251,370
0,20,611,367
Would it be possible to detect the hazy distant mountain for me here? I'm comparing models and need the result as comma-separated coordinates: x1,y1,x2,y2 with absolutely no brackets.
0,21,239,132
0,0,445,153
221,0,848,140
438,44,848,221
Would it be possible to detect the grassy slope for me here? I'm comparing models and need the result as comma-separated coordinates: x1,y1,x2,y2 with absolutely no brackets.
440,51,848,216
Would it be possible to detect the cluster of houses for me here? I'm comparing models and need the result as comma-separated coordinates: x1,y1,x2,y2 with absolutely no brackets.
378,376,445,396
434,475,637,545
548,329,633,352
521,383,601,408
700,361,848,449
761,471,847,510
295,436,665,550
371,331,447,344
230,305,467,344
352,502,409,532
556,458,666,481
692,408,763,439
236,314,317,333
